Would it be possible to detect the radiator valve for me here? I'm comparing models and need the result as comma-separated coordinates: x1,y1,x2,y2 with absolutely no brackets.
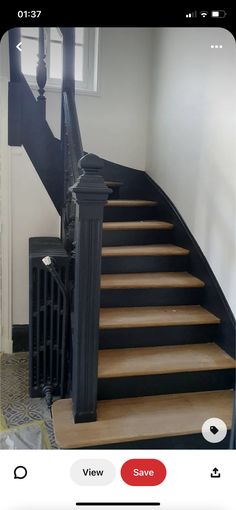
42,256,52,266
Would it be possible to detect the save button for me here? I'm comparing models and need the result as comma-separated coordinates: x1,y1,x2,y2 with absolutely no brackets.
121,459,166,486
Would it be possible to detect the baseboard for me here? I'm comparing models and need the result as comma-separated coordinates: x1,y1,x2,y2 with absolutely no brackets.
12,324,29,352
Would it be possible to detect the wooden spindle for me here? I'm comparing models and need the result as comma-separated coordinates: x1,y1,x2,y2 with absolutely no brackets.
36,28,47,118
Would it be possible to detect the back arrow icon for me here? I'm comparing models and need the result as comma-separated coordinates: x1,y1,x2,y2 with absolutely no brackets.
16,42,22,52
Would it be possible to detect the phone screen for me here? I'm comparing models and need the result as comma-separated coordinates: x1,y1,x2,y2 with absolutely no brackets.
0,6,235,510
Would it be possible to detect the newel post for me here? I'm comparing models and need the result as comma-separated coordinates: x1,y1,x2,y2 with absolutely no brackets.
71,153,111,423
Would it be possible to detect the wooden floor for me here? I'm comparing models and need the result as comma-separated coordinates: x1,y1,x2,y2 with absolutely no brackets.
101,244,190,257
100,272,205,289
99,305,220,329
52,390,233,448
106,199,158,207
98,343,236,378
103,220,173,230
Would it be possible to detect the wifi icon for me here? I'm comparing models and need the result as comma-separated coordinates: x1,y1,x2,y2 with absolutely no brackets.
200,11,208,17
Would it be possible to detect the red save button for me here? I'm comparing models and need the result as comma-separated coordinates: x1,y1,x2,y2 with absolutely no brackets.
121,459,166,486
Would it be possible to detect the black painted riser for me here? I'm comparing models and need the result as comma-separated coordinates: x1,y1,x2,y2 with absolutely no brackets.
100,287,204,307
101,255,190,274
99,324,219,349
102,230,173,246
108,188,119,199
104,206,160,222
78,433,230,449
98,369,235,400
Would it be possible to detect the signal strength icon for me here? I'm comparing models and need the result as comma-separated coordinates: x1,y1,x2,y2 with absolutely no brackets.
186,11,197,18
200,11,208,17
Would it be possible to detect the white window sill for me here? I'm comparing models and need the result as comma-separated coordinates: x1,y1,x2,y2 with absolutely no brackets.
27,82,101,97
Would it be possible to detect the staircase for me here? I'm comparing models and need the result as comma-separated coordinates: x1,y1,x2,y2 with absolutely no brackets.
53,193,236,449
8,27,235,449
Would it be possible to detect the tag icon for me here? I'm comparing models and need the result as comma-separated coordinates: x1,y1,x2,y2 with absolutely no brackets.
202,417,227,443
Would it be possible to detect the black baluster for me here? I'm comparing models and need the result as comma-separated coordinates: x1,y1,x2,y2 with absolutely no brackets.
36,28,47,118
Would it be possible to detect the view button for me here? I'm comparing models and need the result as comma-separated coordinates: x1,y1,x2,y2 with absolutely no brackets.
71,459,116,486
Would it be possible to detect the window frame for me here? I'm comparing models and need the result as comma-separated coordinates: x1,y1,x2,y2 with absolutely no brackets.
20,27,99,95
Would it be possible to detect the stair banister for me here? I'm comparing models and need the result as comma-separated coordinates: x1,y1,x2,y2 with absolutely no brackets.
70,153,111,423
60,28,76,246
62,89,84,248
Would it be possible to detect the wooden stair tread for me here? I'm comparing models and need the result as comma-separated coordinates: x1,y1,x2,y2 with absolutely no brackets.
106,199,158,207
101,271,205,289
99,305,220,329
103,220,173,230
102,244,189,257
105,181,123,187
98,343,236,378
52,390,233,448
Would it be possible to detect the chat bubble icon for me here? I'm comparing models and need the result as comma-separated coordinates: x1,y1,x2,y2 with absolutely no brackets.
14,466,28,479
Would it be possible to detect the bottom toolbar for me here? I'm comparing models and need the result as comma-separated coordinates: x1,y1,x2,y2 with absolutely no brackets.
0,450,235,509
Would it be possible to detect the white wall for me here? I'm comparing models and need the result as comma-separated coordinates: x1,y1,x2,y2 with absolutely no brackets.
147,28,236,316
46,27,153,170
11,148,60,324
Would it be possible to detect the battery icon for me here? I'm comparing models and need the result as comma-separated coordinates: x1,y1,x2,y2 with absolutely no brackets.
211,10,227,18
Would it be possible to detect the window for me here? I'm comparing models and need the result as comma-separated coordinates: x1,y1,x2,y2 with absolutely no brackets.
21,27,99,93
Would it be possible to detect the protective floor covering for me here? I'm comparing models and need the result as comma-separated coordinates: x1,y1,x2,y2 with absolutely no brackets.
0,352,57,449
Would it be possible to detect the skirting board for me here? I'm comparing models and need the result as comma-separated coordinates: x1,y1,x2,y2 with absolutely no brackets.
12,325,29,352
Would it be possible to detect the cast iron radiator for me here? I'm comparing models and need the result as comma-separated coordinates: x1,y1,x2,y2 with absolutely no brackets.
29,237,69,401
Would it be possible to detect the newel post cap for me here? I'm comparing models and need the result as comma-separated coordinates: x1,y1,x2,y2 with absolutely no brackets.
69,153,112,202
79,153,104,171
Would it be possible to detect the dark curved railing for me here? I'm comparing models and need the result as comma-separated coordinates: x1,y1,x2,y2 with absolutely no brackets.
61,90,84,248
63,90,83,164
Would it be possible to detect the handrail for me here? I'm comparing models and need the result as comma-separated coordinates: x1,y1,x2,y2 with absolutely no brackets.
62,90,84,248
63,90,83,184
63,90,84,163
